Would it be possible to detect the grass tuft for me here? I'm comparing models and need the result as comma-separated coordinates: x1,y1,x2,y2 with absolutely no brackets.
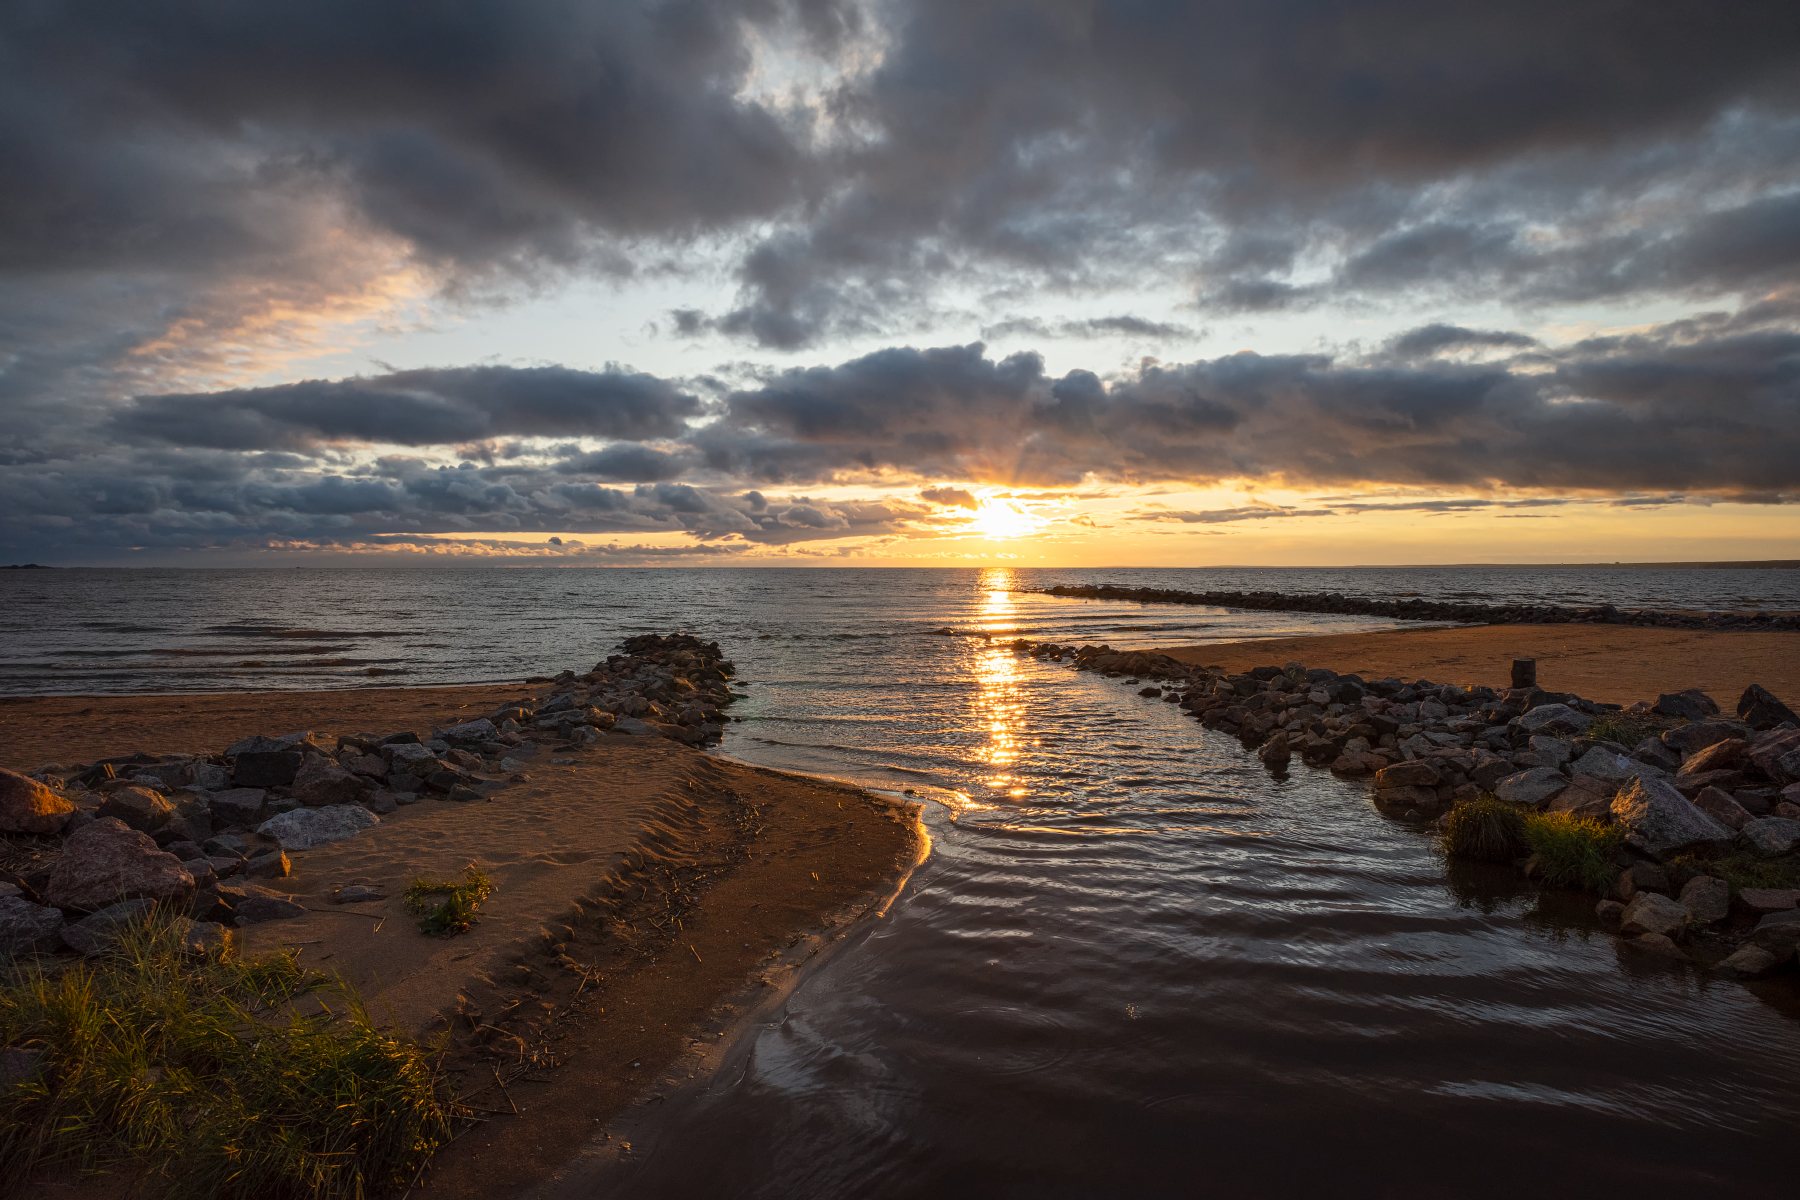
0,910,458,1198
1665,850,1800,896
1520,811,1625,892
1587,713,1656,747
404,865,495,937
1440,796,1528,861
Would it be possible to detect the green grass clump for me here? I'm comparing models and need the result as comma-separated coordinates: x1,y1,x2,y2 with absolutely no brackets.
0,911,457,1199
1666,850,1800,896
1587,713,1656,747
1520,811,1625,892
1440,796,1528,861
404,865,495,937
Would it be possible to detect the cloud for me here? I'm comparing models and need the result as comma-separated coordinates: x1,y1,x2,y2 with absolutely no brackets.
920,486,979,508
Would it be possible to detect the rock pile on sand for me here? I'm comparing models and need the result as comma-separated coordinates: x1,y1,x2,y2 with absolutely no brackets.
1013,636,1800,980
1036,582,1800,630
0,632,741,962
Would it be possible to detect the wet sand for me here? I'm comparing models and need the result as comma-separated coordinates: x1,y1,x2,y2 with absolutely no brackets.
0,687,924,1200
1157,624,1800,706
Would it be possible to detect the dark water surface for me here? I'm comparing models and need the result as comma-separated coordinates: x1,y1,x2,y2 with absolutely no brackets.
4,567,1798,1195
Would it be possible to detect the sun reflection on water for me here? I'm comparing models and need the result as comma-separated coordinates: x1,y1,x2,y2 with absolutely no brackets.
974,570,1031,799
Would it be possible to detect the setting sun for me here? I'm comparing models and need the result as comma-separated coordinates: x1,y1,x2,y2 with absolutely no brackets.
968,497,1046,540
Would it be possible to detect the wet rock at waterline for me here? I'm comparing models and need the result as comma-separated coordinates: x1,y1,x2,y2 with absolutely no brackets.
1621,892,1689,938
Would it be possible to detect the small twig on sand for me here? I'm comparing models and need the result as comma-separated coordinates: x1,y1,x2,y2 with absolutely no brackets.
689,944,703,964
491,1063,520,1115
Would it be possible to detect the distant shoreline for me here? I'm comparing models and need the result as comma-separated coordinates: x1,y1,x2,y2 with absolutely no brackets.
2,559,1796,571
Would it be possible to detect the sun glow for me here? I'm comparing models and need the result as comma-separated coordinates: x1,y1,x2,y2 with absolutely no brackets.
968,497,1047,540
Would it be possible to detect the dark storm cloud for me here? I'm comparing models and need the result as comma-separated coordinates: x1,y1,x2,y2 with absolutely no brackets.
111,366,702,451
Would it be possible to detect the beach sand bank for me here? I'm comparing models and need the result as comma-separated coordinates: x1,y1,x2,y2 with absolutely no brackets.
1,686,924,1200
1157,624,1800,705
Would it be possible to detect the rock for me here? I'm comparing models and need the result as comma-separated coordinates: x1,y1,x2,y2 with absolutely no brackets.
1611,864,1671,901
46,818,195,912
97,786,175,832
441,718,497,743
257,805,380,851
1683,738,1749,774
242,850,290,879
1594,899,1626,924
1737,683,1799,731
331,884,386,904
1712,945,1782,979
206,788,267,825
612,716,660,736
1374,784,1438,809
1748,908,1800,955
1620,892,1684,935
365,791,400,815
1690,785,1752,832
207,856,242,879
1546,775,1613,821
0,767,77,835
1678,875,1730,925
1661,722,1745,756
1470,759,1517,790
1373,760,1441,788
1493,768,1568,808
1672,768,1746,797
381,742,439,769
446,784,484,802
1257,731,1291,771
1733,787,1778,816
1516,704,1592,735
61,898,156,954
233,751,303,788
289,757,368,808
0,896,65,958
341,753,388,778
1524,735,1573,767
227,733,307,758
1610,776,1735,861
173,918,231,956
1568,748,1667,789
1747,727,1800,786
190,762,229,790
1739,816,1800,857
1624,932,1688,960
1736,888,1800,914
1654,689,1720,720
203,834,247,858
180,858,216,887
235,892,306,924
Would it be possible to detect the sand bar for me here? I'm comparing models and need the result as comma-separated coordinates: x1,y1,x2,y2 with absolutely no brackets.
2,686,923,1200
1157,624,1800,706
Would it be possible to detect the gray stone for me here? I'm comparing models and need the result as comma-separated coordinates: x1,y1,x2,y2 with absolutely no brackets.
1493,768,1568,808
46,818,195,912
1737,683,1799,732
206,788,267,825
288,757,367,808
202,834,247,858
1748,908,1800,955
257,804,381,851
242,849,290,879
232,751,302,788
61,898,156,955
1594,899,1626,924
1737,888,1800,914
1610,776,1736,861
364,791,399,815
612,716,660,736
0,896,65,958
1683,738,1749,774
1470,758,1520,790
0,766,77,835
1653,689,1719,721
1740,816,1800,857
207,856,242,878
331,884,387,904
1526,735,1573,766
1624,932,1688,960
97,786,175,832
190,762,229,790
1517,704,1593,734
235,893,306,923
441,717,497,742
1661,722,1746,756
1621,891,1688,937
173,917,231,957
381,742,438,769
1678,875,1730,925
1373,760,1439,788
1569,747,1668,788
227,733,306,758
1672,767,1746,798
180,858,216,887
1630,737,1682,771
1691,785,1752,831
1748,727,1800,786
1611,864,1670,901
1712,945,1781,979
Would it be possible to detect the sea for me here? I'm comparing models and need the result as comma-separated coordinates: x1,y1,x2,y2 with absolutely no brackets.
4,565,1797,1197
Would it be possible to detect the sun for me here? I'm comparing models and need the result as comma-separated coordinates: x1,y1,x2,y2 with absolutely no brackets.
968,497,1046,539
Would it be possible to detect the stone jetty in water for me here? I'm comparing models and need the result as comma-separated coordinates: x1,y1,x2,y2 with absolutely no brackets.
0,632,741,960
1009,636,1800,982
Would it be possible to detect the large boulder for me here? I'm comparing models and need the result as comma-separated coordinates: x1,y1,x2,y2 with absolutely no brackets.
98,786,175,832
1516,704,1592,735
207,788,267,825
1373,760,1440,788
0,768,76,835
1749,908,1800,956
232,751,302,788
1621,891,1688,938
1748,728,1800,787
1610,777,1735,861
1738,684,1799,731
256,804,381,851
1653,689,1719,721
1493,768,1568,808
1682,738,1750,774
1692,785,1752,831
288,757,368,808
0,896,65,958
1661,722,1747,756
45,817,196,912
1740,817,1800,857
1569,748,1667,789
440,717,497,743
1678,876,1730,925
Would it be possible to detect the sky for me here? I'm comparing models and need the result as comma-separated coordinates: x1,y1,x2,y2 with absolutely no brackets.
3,0,1798,568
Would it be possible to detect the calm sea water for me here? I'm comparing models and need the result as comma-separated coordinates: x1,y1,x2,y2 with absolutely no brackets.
5,566,1798,1196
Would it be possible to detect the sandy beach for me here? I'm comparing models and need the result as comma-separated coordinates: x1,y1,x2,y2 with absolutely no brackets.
2,686,923,1200
1157,624,1800,707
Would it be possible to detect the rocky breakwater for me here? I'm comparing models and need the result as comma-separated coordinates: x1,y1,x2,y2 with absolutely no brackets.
0,632,743,964
1035,582,1800,630
1010,637,1800,981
